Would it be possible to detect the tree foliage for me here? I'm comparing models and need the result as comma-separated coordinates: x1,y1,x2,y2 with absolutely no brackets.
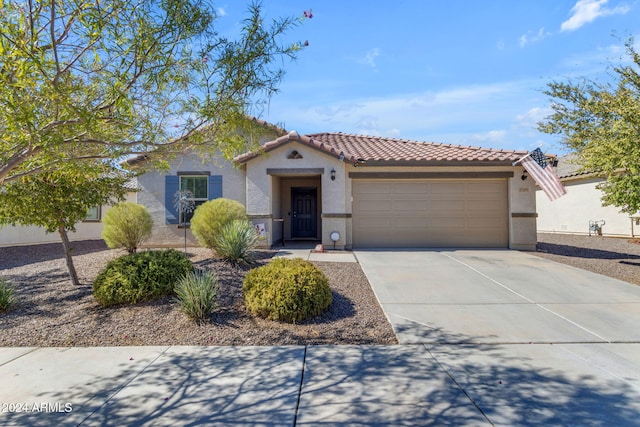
0,0,307,184
0,162,132,284
539,40,640,214
0,163,130,232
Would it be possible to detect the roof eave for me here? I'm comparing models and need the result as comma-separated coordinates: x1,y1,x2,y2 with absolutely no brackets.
354,159,523,167
235,131,360,164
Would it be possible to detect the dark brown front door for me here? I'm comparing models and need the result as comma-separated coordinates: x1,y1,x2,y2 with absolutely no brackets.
291,188,317,238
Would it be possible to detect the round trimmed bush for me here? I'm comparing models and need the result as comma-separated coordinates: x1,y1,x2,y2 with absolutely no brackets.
93,249,193,307
102,202,153,253
190,198,247,251
243,258,332,323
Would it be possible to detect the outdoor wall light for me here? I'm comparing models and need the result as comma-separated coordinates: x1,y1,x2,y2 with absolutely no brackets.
521,171,528,181
330,231,340,250
330,168,336,181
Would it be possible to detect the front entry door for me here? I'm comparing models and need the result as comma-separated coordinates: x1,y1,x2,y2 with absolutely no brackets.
291,188,317,238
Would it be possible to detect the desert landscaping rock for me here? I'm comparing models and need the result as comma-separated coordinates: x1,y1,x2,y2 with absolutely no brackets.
0,241,396,347
2,233,639,348
534,233,640,286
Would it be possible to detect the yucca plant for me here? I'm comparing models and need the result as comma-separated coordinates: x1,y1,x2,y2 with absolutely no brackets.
174,270,219,322
213,219,260,266
0,277,17,313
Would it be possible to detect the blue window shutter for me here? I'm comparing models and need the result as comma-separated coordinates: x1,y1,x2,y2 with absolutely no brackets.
165,176,179,224
209,175,222,200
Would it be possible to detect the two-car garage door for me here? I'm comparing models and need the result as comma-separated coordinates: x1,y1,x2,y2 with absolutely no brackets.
352,179,509,248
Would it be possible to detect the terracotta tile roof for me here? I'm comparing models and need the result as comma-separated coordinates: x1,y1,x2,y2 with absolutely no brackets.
235,131,527,165
555,154,594,179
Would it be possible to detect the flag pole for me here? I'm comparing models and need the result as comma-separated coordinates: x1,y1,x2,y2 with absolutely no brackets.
512,152,530,167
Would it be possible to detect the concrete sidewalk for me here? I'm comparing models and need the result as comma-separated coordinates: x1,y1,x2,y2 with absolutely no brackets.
3,344,640,426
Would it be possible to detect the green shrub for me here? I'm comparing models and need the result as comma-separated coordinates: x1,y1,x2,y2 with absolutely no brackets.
243,258,332,323
0,277,16,313
93,249,193,307
102,202,153,253
214,220,260,266
190,198,247,250
174,270,219,322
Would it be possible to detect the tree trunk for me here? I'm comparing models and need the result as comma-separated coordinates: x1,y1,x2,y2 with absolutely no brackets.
58,226,80,286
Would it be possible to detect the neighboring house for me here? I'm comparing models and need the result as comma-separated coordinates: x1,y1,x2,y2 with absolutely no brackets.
0,186,138,247
536,155,639,237
135,129,538,250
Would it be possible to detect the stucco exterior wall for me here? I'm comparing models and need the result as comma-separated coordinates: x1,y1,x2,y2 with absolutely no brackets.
136,153,246,246
245,141,347,248
536,177,635,237
0,192,137,247
508,170,538,251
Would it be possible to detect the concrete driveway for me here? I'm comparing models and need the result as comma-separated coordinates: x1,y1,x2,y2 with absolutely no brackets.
355,249,640,345
354,249,640,425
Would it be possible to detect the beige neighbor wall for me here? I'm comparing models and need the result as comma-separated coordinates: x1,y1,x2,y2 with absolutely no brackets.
342,164,537,251
0,192,137,247
245,141,348,248
536,177,635,237
136,152,246,246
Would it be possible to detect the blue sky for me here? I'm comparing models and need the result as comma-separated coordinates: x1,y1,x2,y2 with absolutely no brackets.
216,1,640,154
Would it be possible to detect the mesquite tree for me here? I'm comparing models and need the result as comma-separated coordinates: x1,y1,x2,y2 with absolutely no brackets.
0,0,308,184
0,163,131,285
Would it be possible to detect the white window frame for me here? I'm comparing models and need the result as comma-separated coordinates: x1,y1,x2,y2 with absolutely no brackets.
84,206,101,222
179,175,209,224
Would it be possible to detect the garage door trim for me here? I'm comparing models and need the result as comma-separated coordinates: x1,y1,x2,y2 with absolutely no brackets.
349,171,514,179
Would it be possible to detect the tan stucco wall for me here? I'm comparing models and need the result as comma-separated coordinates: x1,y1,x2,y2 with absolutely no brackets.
0,192,137,247
536,177,635,237
245,141,347,247
137,152,246,246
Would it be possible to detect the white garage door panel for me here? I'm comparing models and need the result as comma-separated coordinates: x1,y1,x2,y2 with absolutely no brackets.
352,179,508,248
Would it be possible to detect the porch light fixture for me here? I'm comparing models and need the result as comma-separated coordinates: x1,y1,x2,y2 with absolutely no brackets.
521,171,528,181
330,168,336,181
330,231,340,250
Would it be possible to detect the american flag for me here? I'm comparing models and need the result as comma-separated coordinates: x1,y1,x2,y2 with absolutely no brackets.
520,148,566,201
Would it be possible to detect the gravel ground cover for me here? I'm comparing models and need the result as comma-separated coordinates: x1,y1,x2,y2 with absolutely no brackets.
3,233,638,347
0,241,397,347
534,232,640,286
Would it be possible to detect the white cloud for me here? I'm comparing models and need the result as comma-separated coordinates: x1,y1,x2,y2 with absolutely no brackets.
519,27,552,48
267,80,558,151
358,48,381,69
217,7,227,17
470,130,508,144
561,0,630,32
516,107,554,128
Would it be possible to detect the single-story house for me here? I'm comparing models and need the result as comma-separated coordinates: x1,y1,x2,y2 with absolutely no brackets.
536,155,640,237
134,128,538,250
